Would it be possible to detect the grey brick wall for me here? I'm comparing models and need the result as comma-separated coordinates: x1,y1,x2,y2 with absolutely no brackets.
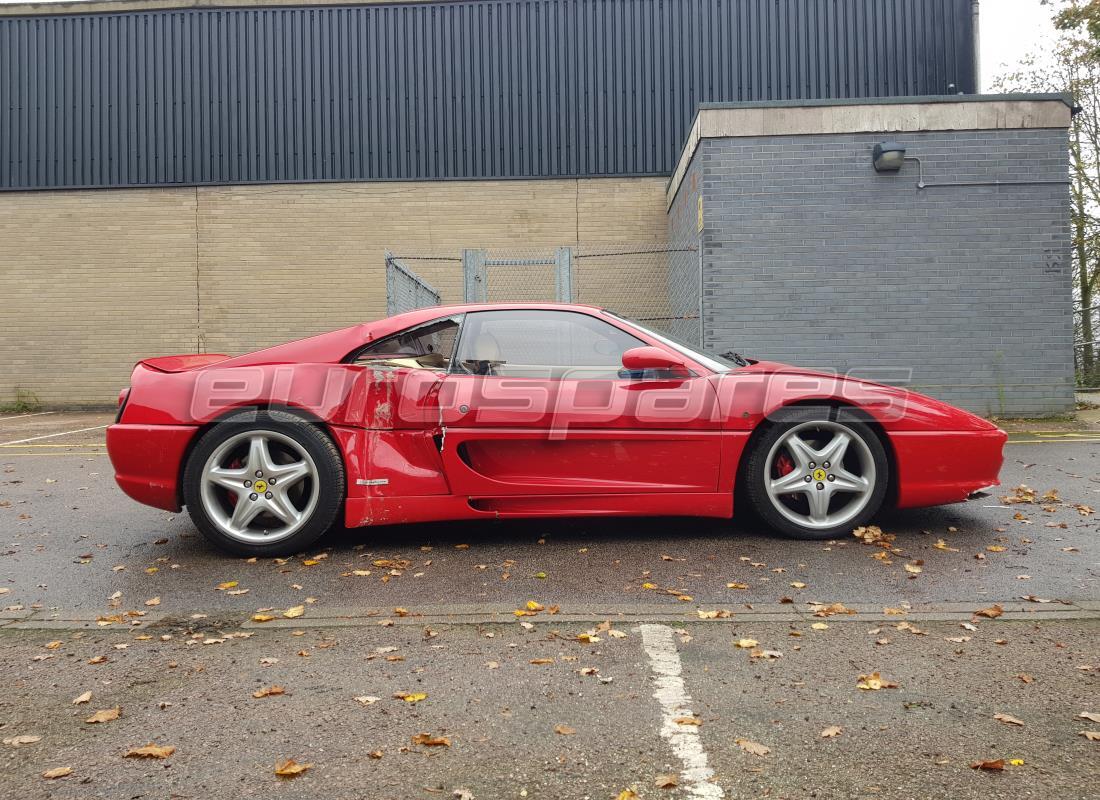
667,158,704,345
676,128,1074,417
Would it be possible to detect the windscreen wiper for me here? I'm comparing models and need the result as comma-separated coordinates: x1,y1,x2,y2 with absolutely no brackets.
721,350,750,367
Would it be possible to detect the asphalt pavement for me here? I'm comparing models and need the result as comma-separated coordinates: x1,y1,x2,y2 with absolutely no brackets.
0,412,1097,799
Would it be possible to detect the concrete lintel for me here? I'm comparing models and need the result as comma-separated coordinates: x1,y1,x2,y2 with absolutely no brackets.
666,94,1074,209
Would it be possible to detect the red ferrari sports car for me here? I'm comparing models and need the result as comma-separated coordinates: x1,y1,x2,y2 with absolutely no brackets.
107,303,1006,556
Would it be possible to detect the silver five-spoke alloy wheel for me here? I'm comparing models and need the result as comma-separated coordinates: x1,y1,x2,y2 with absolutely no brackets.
763,420,875,531
199,430,320,544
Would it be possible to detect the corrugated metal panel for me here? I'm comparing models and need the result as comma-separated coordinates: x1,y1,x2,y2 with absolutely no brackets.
0,0,976,190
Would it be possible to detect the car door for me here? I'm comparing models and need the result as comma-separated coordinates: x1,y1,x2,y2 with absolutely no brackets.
437,309,722,496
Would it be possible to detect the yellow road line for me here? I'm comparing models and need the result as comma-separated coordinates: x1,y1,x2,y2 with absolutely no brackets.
0,443,106,448
0,452,106,457
1006,438,1100,445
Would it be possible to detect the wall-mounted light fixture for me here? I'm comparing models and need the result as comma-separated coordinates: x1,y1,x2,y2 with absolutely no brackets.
872,141,907,172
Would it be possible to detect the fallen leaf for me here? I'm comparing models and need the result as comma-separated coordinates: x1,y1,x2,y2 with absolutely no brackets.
1078,712,1100,723
673,716,702,726
411,733,451,747
274,758,311,776
216,581,238,590
735,738,770,756
1078,730,1100,741
1020,595,1053,604
654,773,679,789
904,562,922,575
820,726,843,738
526,600,544,612
553,724,576,735
933,539,959,552
3,735,42,746
529,658,554,665
252,613,275,623
970,759,1005,771
41,767,72,779
85,707,121,724
986,545,1006,553
696,609,731,619
726,582,749,590
993,713,1025,726
790,581,807,589
124,743,175,759
283,605,305,619
749,648,783,660
87,655,108,664
975,604,1004,619
354,696,381,706
252,685,286,698
735,638,759,649
393,692,428,703
811,622,829,631
810,602,856,617
144,596,161,606
71,691,92,705
368,750,383,759
857,672,898,691
608,629,628,639
616,790,639,800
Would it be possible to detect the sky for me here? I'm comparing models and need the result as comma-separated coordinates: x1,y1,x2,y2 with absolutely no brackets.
981,0,1060,89
0,0,1066,92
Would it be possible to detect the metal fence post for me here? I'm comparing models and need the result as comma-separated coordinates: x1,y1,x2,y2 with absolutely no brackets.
463,249,486,302
385,252,396,316
555,246,573,302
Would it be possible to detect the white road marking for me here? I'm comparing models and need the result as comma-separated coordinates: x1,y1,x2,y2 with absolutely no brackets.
638,623,725,799
0,411,56,423
0,425,110,447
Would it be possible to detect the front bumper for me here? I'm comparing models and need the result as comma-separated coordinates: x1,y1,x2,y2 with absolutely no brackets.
892,428,1008,509
106,424,198,512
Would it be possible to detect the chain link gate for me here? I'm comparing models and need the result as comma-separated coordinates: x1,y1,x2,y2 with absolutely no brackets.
462,248,573,303
385,252,442,316
382,243,700,344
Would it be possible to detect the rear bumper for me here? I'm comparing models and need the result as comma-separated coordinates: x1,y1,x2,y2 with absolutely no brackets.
106,424,198,512
892,428,1007,509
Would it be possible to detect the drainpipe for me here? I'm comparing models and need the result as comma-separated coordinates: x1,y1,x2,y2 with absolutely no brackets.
972,0,981,93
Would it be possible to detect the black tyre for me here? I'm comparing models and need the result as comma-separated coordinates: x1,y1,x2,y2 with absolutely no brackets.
182,409,345,557
743,406,888,540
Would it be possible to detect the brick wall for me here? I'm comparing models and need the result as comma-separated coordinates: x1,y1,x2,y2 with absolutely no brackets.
0,177,667,406
683,128,1074,417
666,157,704,344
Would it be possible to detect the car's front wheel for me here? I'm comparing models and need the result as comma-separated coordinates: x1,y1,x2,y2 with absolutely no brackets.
743,407,888,540
182,410,345,557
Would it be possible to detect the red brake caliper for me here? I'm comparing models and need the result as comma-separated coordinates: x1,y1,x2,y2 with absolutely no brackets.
774,453,794,477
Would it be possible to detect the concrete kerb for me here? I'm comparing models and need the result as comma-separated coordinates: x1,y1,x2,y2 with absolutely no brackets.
5,601,1097,631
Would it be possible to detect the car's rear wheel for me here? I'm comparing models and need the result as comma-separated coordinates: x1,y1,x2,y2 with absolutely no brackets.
182,410,345,557
743,407,888,540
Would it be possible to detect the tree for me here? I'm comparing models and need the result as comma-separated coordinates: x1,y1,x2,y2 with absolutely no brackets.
1022,1,1100,385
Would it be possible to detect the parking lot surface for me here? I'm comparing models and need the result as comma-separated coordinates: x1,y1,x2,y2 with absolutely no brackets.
1,412,1097,799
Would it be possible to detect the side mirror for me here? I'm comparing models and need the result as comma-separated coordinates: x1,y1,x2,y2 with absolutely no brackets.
621,346,688,374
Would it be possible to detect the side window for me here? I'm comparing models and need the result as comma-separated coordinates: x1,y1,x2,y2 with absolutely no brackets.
354,316,461,370
453,310,644,379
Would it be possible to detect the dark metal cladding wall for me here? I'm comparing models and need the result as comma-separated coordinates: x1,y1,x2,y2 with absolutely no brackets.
0,0,976,190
